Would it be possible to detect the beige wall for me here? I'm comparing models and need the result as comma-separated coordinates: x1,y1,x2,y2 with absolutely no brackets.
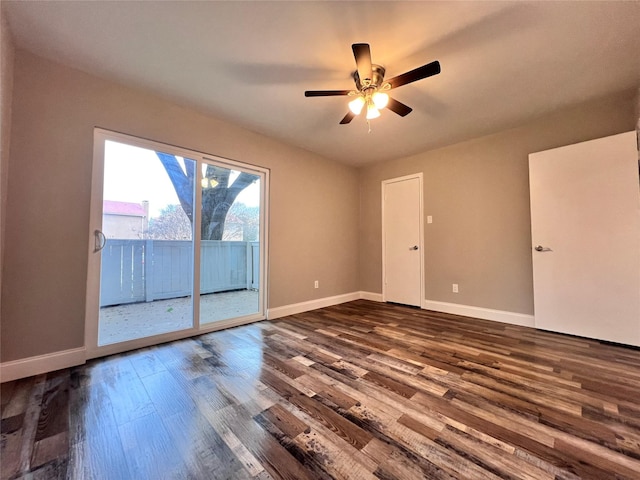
359,90,638,315
102,214,145,240
1,8,15,337
1,50,359,362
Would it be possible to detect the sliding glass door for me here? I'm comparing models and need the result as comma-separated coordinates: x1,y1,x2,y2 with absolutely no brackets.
86,130,268,357
199,163,261,324
97,141,196,346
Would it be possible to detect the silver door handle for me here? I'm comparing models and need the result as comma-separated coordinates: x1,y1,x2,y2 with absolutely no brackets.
410,245,419,250
94,229,107,252
534,245,550,252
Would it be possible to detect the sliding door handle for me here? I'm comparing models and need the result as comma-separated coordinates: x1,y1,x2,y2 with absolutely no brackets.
94,229,107,252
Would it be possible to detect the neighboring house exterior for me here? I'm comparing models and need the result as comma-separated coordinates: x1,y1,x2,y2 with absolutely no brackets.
102,200,149,239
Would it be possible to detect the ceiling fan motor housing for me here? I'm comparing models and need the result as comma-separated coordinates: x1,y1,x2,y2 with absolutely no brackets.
355,64,386,92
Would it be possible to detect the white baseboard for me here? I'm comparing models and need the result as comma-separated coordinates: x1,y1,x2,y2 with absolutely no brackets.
0,347,86,383
423,299,535,327
359,291,383,302
268,292,362,320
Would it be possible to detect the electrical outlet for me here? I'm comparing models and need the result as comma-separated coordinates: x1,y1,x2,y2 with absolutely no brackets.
314,280,319,289
452,283,459,293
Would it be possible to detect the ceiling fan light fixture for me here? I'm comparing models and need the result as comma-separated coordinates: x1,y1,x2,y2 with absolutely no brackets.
201,177,218,189
348,96,365,114
304,43,440,127
366,102,380,120
372,91,389,109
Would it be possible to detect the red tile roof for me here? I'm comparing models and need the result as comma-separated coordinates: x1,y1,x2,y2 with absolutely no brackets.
103,200,147,216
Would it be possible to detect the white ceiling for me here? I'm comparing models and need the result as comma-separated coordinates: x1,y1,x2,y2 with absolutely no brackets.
4,1,640,166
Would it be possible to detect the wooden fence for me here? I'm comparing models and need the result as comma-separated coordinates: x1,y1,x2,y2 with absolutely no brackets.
100,239,259,307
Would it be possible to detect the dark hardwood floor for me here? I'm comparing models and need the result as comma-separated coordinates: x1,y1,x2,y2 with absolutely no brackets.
2,300,640,479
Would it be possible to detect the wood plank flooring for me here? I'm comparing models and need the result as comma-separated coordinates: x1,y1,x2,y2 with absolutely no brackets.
2,300,640,479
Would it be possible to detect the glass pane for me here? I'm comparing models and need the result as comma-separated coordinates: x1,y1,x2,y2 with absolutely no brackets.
200,164,261,324
98,140,195,345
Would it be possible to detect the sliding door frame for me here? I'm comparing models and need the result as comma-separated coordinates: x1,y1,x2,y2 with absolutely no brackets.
85,128,269,359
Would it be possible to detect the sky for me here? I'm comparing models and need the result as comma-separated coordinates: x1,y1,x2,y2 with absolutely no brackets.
103,140,260,218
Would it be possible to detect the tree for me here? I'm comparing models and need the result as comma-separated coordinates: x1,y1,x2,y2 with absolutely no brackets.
156,153,257,240
147,204,192,240
223,203,260,241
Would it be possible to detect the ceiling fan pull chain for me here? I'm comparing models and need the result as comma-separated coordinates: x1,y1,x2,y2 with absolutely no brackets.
367,119,372,134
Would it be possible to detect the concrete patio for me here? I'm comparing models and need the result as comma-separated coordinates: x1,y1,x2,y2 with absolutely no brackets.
98,289,259,345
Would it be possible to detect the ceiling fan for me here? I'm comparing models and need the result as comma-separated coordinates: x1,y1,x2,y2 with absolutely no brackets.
305,43,441,125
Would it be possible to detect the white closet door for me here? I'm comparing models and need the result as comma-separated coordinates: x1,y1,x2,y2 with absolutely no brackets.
382,174,423,307
529,131,640,346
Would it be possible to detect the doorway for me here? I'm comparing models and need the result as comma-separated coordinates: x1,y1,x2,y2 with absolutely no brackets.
86,129,268,357
382,174,424,307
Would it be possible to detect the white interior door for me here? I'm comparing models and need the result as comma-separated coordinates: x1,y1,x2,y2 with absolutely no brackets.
382,174,423,307
529,131,640,346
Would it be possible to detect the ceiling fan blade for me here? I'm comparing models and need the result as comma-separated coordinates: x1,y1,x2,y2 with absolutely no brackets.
305,90,352,97
352,43,372,85
386,97,413,117
340,112,356,124
387,60,441,89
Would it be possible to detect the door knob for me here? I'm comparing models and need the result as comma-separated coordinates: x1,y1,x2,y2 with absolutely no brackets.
410,245,419,250
534,245,550,252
